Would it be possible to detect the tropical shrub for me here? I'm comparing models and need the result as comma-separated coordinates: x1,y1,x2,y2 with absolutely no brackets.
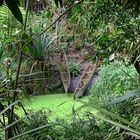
29,34,55,61
89,62,138,119
69,60,80,77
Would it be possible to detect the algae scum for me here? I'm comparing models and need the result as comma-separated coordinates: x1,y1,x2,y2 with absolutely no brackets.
18,94,88,119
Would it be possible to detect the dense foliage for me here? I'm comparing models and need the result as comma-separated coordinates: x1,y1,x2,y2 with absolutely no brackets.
90,62,138,119
9,110,107,140
90,62,138,99
0,0,140,139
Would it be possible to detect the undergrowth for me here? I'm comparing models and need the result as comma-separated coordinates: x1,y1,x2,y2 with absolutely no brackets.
90,61,138,105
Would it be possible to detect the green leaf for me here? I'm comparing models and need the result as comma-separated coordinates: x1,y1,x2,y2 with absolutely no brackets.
108,88,140,105
94,113,140,136
72,5,82,15
0,100,20,116
5,0,23,24
22,46,30,55
46,11,52,18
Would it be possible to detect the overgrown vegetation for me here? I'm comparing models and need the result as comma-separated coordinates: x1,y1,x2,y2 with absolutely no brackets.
90,62,138,103
90,62,138,121
0,0,140,139
69,60,80,77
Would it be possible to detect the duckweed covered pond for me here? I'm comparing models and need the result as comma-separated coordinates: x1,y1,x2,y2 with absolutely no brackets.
19,94,89,119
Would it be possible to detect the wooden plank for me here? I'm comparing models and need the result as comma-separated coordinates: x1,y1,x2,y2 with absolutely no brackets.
73,58,99,98
57,49,70,93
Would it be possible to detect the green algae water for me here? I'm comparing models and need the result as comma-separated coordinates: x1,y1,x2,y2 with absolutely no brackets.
18,94,89,119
